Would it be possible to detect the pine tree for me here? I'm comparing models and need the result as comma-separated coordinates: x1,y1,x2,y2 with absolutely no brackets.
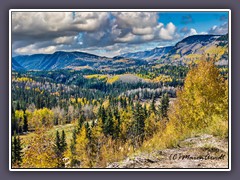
103,109,114,136
98,106,107,125
132,102,146,146
85,122,91,140
150,96,156,114
113,107,121,139
158,93,169,120
70,128,77,167
16,101,21,111
12,132,22,166
54,130,64,168
77,114,85,132
143,104,148,118
23,111,28,132
11,112,18,135
61,130,67,152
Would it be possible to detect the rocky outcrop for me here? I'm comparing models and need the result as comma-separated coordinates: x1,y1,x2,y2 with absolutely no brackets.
107,134,228,168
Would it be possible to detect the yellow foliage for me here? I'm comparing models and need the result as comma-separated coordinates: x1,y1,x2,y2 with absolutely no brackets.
170,54,181,59
29,108,54,130
144,113,159,139
15,110,24,120
84,74,119,84
75,126,89,167
107,76,120,84
15,110,24,127
143,57,228,151
205,45,228,60
22,128,58,168
119,108,133,140
85,74,108,80
185,54,202,60
102,99,109,108
85,74,100,79
16,77,34,82
152,75,172,83
35,88,41,92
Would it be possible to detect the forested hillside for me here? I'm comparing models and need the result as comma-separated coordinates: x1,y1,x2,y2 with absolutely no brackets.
11,56,228,168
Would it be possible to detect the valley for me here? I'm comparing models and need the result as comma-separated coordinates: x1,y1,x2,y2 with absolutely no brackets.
11,34,229,169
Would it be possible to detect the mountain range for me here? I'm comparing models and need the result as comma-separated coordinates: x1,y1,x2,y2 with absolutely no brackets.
12,34,228,71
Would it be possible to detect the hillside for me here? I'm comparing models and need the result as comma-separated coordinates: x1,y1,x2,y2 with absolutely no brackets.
12,34,228,72
12,59,26,71
165,34,228,65
119,46,173,62
107,134,228,168
119,34,228,65
12,51,147,71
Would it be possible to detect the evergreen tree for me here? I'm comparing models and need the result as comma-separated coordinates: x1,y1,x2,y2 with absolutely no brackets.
104,109,114,136
150,96,156,114
12,132,22,166
16,101,21,111
85,122,91,140
61,130,67,152
11,112,18,135
143,104,148,118
98,106,107,125
54,130,64,168
23,111,28,132
132,102,146,146
77,114,85,132
113,107,121,139
70,128,77,167
158,93,169,119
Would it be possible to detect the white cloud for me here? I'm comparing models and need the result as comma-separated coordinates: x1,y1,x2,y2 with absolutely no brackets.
132,27,153,35
53,36,76,44
187,28,197,36
180,27,198,37
12,12,108,35
115,33,136,43
15,44,57,54
159,22,178,40
12,11,180,56
141,34,155,41
111,12,158,33
208,22,228,35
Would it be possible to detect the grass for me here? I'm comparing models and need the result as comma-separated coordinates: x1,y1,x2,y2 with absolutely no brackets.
20,123,76,146
107,75,120,84
84,74,120,84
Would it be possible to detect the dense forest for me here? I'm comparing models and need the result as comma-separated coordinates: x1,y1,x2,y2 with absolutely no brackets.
11,58,228,168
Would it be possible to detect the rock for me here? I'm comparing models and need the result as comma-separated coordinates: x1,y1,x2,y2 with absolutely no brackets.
107,134,228,168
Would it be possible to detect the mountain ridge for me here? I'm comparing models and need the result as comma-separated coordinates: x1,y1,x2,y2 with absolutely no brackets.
12,34,229,71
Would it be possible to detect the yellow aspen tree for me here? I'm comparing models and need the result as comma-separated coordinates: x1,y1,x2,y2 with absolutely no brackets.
22,127,58,168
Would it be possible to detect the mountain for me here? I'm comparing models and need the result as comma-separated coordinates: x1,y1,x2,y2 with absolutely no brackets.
119,34,228,65
12,51,147,71
165,34,228,65
12,58,26,71
12,34,228,71
119,46,173,61
12,51,110,71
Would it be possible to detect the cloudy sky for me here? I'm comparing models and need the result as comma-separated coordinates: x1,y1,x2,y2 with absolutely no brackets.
12,11,229,57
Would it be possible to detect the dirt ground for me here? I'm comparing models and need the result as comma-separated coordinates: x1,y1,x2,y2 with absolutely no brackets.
107,134,229,169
